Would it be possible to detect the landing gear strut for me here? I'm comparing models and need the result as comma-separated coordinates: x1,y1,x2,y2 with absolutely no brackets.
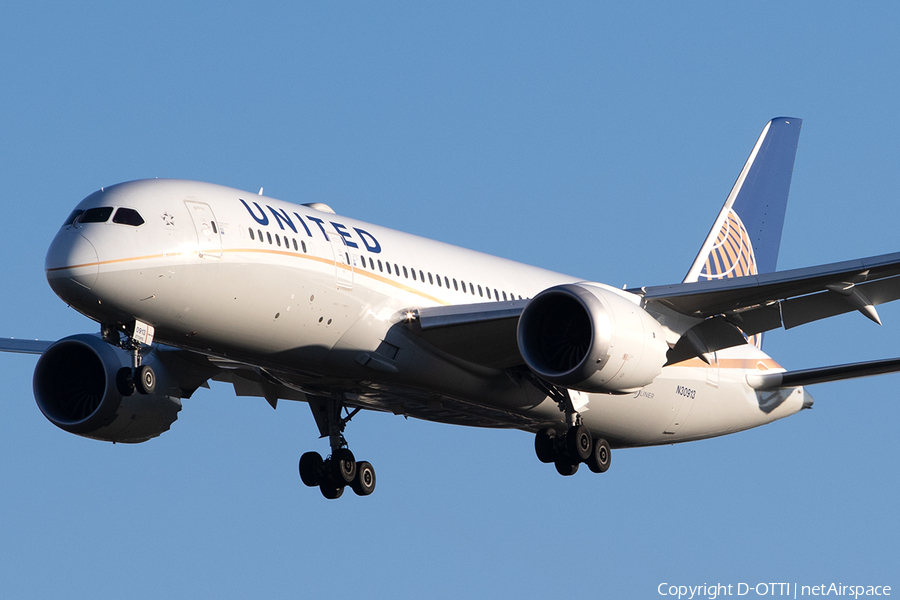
529,376,612,477
106,321,157,397
298,398,376,499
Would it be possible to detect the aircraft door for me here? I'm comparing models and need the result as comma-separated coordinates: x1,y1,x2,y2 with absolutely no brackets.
663,385,696,434
185,201,222,258
328,229,353,289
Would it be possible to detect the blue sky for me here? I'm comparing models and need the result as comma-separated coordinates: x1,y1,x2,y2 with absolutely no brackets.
1,2,898,598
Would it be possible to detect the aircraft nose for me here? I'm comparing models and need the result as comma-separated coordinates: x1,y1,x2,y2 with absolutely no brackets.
45,229,100,292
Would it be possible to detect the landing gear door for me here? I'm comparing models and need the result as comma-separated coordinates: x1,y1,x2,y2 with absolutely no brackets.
185,201,222,259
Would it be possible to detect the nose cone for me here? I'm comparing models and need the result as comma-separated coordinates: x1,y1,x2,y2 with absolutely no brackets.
45,229,100,297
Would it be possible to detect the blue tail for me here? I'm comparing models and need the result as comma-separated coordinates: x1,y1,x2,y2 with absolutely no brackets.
684,117,802,346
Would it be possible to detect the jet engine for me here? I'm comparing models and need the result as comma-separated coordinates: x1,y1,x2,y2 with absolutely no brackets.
517,283,668,393
33,334,183,443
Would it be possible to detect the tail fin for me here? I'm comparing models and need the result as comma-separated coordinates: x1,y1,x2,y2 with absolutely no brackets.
683,117,802,347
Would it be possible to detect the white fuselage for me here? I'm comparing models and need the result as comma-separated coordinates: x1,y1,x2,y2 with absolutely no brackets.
45,179,808,448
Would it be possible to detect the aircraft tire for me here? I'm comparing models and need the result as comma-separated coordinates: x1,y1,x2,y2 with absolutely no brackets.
351,461,376,496
299,451,323,487
331,448,357,485
587,438,611,474
566,425,592,461
534,428,557,463
320,479,344,500
555,458,579,476
135,365,156,395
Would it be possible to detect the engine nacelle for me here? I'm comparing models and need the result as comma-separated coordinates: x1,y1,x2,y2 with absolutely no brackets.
517,283,668,393
33,334,182,443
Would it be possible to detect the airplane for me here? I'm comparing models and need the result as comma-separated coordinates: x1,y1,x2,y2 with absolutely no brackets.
4,116,900,500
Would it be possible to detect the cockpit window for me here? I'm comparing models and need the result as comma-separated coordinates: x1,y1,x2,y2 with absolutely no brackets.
80,207,114,223
112,208,145,226
63,209,84,226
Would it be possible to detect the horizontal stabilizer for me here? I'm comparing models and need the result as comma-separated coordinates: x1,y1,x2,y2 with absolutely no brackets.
747,357,900,390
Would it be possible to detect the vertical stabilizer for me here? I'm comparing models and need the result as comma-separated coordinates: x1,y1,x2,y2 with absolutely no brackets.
683,117,802,347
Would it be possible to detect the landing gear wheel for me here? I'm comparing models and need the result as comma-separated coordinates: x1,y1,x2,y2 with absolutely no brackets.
299,451,323,487
135,365,156,395
555,458,579,476
331,448,357,485
351,461,376,496
320,480,345,499
567,425,592,461
534,428,557,463
116,367,135,396
587,438,611,474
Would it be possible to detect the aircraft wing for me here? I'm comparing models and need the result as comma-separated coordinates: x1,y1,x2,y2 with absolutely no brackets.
408,250,900,371
635,250,900,334
0,338,53,354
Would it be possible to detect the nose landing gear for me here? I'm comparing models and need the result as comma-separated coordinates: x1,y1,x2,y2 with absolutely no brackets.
106,321,157,397
299,398,376,499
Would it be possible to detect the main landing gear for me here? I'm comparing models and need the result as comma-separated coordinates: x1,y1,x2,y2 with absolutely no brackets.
534,426,611,475
298,398,376,499
528,377,612,476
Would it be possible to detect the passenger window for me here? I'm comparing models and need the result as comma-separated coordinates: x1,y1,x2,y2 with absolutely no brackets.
258,229,263,242
395,263,400,276
293,239,298,251
453,279,458,291
386,263,392,275
276,235,281,247
378,260,383,272
267,232,273,244
411,269,417,281
249,229,255,241
470,283,475,295
494,289,499,301
434,273,440,287
419,270,424,282
502,291,508,301
369,257,375,270
403,266,409,278
63,209,84,226
211,221,218,234
301,240,307,253
478,285,483,297
80,207,114,223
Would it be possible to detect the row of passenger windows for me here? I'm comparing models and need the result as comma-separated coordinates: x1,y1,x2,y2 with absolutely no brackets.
246,226,523,302
357,255,524,302
64,207,145,227
248,227,308,253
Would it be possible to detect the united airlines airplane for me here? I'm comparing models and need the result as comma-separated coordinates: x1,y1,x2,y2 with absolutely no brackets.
4,117,900,499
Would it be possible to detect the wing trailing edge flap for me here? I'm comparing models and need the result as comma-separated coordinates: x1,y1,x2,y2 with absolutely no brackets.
748,356,900,391
210,363,308,409
407,300,528,370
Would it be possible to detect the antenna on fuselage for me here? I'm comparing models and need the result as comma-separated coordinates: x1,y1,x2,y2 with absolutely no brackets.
258,187,264,196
